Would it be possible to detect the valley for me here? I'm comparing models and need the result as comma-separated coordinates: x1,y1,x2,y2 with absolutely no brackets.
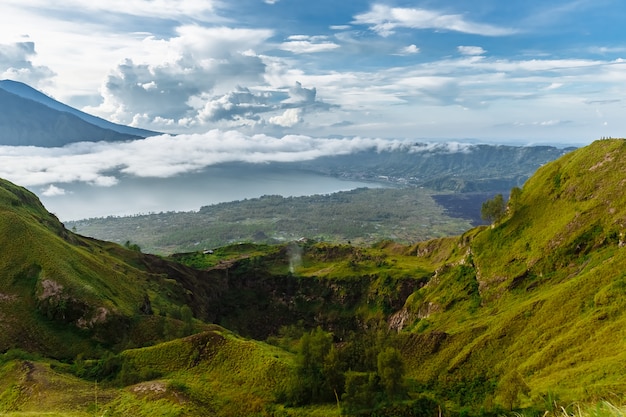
1,139,626,416
1,1,624,414
67,187,476,254
65,144,570,254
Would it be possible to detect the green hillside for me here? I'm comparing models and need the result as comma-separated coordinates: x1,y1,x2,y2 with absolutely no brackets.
401,139,626,408
0,178,207,357
2,139,626,416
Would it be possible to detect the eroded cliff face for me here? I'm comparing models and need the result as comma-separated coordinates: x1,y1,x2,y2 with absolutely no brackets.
158,244,425,340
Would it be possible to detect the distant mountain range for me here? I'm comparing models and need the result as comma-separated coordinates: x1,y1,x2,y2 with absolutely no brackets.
0,79,159,146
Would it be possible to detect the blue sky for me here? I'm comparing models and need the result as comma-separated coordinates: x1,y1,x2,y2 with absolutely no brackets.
1,0,626,144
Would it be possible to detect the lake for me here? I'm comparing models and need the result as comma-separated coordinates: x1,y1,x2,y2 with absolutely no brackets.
34,163,383,221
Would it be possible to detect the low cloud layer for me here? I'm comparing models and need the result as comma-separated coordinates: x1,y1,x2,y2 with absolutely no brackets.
0,133,474,189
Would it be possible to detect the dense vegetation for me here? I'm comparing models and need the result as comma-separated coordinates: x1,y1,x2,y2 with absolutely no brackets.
67,187,475,254
3,139,626,416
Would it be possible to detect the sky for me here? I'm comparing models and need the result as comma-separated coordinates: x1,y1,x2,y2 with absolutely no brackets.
1,0,625,145
1,0,626,218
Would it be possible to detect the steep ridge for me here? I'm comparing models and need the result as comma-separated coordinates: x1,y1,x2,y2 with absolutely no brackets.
402,139,626,406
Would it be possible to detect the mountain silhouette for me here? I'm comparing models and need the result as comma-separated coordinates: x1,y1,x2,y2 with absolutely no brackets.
0,80,159,146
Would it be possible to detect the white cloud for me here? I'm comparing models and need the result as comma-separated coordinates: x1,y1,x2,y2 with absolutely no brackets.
280,40,341,54
86,25,274,128
407,141,474,154
509,119,571,127
353,4,515,37
0,134,476,188
270,108,303,127
545,83,563,90
41,184,67,197
197,87,271,123
457,46,486,56
285,81,317,104
279,35,341,54
2,0,220,21
188,81,329,127
398,44,420,55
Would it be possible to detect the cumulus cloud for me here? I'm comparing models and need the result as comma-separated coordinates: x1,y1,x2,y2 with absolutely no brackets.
187,81,329,127
269,108,303,127
353,4,515,37
285,81,317,104
89,25,272,128
41,184,67,197
85,26,334,132
398,44,420,55
0,133,475,188
198,87,271,123
0,41,54,86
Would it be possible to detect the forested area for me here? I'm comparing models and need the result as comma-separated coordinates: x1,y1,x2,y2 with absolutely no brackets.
68,187,475,254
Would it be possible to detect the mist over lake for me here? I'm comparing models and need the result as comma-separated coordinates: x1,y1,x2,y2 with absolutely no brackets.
34,163,383,221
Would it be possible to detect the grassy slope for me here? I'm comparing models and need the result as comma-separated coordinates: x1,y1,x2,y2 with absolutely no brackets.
0,179,198,357
0,180,341,416
402,139,626,407
2,140,626,415
0,330,308,417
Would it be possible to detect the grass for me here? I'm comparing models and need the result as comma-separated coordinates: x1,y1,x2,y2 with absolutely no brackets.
507,400,626,417
104,330,298,416
0,358,119,416
396,140,626,412
0,330,301,417
3,140,626,415
0,179,219,357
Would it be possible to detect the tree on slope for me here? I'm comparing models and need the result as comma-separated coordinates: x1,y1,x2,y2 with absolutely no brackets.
481,194,505,223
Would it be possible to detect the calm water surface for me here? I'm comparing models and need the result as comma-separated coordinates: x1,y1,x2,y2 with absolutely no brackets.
34,164,382,221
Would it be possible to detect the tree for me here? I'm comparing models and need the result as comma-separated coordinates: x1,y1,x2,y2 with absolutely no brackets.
124,240,141,252
481,194,505,223
322,345,345,407
376,347,406,401
287,327,338,405
341,371,379,413
498,371,530,410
